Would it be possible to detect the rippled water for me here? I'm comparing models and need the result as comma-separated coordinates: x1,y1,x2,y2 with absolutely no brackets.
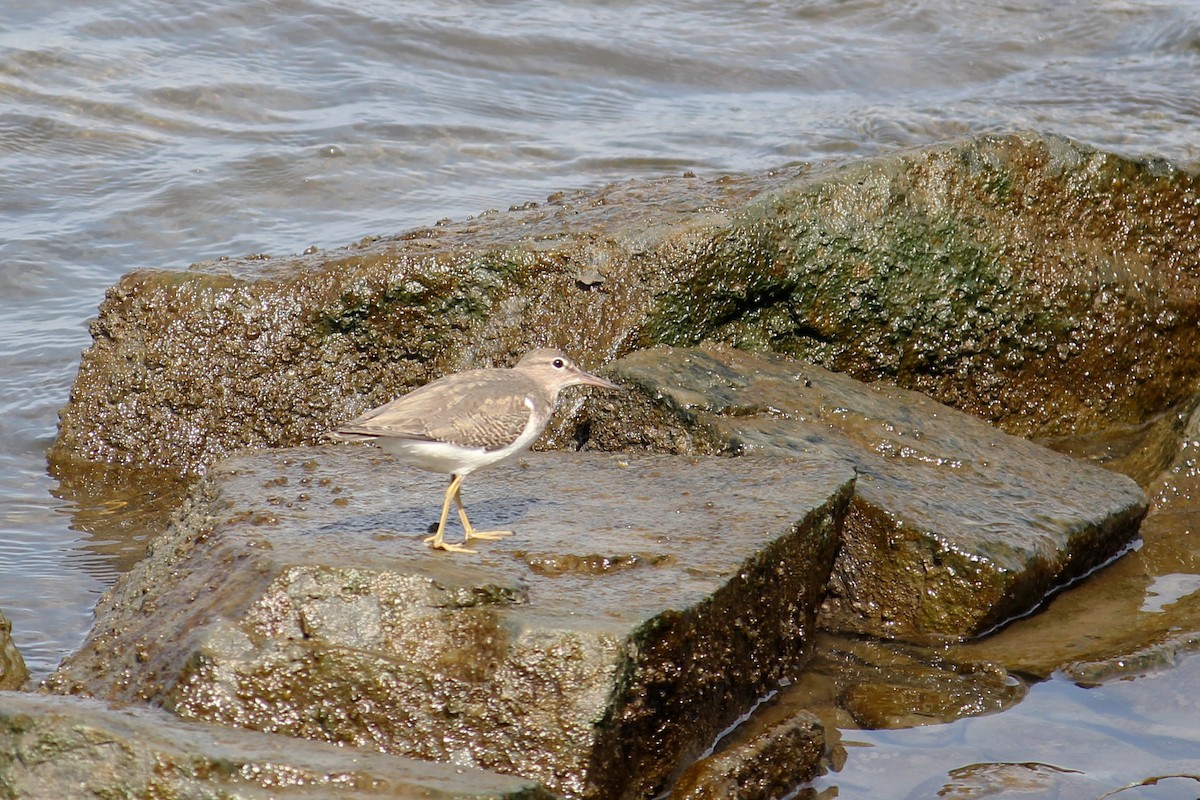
3,0,1200,793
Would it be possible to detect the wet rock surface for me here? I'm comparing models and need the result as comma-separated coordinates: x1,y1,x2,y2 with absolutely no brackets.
0,690,556,799
50,132,1200,477
580,345,1148,644
645,134,1200,447
918,761,1113,799
694,630,1026,759
669,712,824,800
0,611,27,691
1059,630,1200,686
956,397,1200,681
48,170,776,476
47,448,854,799
820,635,1024,729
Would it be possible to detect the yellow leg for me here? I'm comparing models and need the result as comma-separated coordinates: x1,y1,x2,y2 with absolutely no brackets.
453,481,513,542
423,475,477,554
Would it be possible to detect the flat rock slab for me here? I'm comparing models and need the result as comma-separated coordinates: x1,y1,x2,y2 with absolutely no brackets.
583,345,1148,643
0,690,555,799
48,449,855,800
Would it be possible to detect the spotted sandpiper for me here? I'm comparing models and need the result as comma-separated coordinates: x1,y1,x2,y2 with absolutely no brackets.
331,348,621,554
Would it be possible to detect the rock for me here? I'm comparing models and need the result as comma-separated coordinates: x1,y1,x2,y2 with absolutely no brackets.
1049,402,1200,687
580,345,1147,643
709,631,1025,754
917,761,1112,799
952,393,1200,678
1059,630,1200,685
47,448,855,800
49,170,778,476
669,712,824,800
645,134,1200,451
0,690,557,799
50,133,1200,478
0,611,28,691
1039,396,1200,487
834,657,1022,729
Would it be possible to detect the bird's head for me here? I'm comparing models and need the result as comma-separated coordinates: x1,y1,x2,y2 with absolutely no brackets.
515,348,622,394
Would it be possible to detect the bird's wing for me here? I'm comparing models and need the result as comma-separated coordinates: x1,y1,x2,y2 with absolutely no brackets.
336,370,538,451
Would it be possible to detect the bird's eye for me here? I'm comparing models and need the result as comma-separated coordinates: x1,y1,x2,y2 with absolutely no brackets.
552,358,565,369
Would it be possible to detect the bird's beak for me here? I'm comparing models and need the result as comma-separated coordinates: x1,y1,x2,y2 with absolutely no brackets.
575,368,623,391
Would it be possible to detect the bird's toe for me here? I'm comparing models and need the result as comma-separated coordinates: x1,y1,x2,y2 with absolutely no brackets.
466,529,514,541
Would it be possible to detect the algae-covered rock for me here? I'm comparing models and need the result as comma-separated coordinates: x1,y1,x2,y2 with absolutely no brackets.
645,133,1200,447
580,345,1147,643
0,691,557,799
50,133,1200,477
0,611,27,691
47,448,854,800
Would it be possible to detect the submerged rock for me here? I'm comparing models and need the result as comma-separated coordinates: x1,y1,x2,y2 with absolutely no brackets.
919,761,1113,799
580,345,1147,644
0,611,27,691
47,448,854,800
828,638,1023,729
0,691,556,799
726,631,1025,740
1060,630,1200,685
50,133,1200,478
669,712,824,800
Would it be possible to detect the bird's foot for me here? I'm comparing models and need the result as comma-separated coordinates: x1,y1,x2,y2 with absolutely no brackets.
423,533,478,555
465,528,514,542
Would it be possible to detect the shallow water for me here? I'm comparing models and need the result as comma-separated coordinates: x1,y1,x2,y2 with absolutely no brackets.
3,0,1200,794
812,652,1200,798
